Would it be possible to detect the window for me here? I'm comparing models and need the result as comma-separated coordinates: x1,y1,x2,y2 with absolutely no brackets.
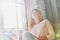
3,0,27,29
3,0,27,40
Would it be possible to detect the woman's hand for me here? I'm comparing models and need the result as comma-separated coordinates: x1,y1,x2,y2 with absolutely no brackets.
39,36,48,40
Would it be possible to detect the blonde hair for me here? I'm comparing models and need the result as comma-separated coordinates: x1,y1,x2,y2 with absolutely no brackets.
28,9,43,31
32,9,41,14
32,9,43,20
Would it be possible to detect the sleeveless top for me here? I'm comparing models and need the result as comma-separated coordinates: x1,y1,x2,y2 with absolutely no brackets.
30,19,48,40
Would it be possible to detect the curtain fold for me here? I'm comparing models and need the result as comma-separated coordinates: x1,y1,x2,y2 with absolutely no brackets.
44,0,60,40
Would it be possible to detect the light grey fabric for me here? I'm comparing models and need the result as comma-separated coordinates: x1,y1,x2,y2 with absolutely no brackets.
22,31,38,40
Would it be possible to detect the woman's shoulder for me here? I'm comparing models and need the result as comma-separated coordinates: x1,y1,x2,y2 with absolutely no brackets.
41,19,50,24
43,19,50,22
43,19,51,25
38,19,48,25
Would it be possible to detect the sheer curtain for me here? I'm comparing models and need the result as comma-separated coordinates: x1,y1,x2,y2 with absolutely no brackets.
44,0,60,40
44,0,59,33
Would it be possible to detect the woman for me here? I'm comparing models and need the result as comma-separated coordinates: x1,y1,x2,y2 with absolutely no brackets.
22,9,55,40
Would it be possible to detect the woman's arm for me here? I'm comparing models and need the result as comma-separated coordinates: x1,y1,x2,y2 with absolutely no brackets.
46,19,55,40
28,17,35,32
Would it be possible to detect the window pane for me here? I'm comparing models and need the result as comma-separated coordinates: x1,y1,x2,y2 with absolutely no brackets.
3,0,26,29
17,4,26,29
17,0,25,3
3,0,17,28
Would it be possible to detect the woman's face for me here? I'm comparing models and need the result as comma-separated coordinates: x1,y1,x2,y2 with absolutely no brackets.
32,10,43,23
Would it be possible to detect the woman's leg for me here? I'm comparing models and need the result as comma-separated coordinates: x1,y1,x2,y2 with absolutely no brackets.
22,31,38,40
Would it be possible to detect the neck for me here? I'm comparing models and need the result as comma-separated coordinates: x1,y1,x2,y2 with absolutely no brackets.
35,19,43,24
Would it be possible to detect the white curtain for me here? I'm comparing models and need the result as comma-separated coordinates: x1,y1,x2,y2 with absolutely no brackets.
44,0,60,32
45,0,60,40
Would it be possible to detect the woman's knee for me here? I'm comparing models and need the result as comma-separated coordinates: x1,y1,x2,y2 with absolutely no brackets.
22,31,34,40
22,31,32,37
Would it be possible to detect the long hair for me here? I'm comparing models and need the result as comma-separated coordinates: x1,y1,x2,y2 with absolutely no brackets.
28,9,43,31
32,9,43,21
